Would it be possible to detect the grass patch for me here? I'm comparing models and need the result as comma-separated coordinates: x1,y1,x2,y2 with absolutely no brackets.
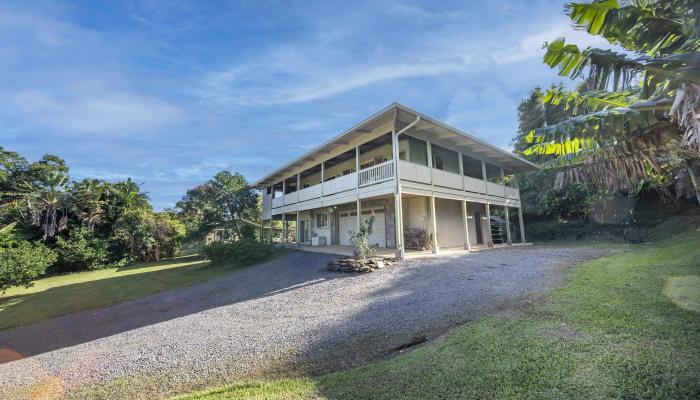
179,230,700,399
0,253,278,331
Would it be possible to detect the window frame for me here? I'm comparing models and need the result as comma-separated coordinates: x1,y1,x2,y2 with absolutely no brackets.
316,213,328,228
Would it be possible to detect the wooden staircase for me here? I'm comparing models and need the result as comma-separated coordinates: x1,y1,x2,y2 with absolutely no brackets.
490,220,505,244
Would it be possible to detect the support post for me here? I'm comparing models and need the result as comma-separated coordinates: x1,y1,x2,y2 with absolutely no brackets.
485,202,494,247
356,198,362,233
391,126,405,259
430,196,439,253
321,162,325,196
504,207,512,245
355,146,360,188
518,207,526,244
458,152,465,190
282,214,287,244
461,200,471,251
296,211,300,246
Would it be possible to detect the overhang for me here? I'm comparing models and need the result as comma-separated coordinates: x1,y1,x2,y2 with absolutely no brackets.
253,102,539,188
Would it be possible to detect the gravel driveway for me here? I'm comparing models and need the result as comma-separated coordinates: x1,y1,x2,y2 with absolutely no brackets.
0,246,604,399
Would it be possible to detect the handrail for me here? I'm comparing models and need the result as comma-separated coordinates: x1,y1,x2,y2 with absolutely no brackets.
358,160,395,187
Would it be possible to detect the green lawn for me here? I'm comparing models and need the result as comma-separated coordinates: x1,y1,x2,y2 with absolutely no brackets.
178,229,700,400
0,255,257,330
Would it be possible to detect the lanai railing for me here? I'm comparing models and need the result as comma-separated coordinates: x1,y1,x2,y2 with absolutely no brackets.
358,160,394,187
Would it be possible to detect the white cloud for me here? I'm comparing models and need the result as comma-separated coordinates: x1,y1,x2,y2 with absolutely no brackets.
6,90,186,135
200,56,466,106
492,19,620,65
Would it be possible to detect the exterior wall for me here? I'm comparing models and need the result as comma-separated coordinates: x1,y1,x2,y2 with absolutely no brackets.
466,202,489,246
435,198,464,248
402,196,428,232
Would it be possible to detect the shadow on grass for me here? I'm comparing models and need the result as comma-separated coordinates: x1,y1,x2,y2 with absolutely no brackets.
0,251,349,362
116,254,204,272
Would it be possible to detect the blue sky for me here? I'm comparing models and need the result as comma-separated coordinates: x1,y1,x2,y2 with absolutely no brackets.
0,0,611,209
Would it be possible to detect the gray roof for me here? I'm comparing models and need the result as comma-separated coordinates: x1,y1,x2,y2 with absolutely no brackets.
253,102,539,187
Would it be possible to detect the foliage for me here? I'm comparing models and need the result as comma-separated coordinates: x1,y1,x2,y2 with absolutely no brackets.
516,0,700,200
176,171,258,240
544,182,606,220
239,223,257,240
348,215,376,260
202,238,275,266
150,212,186,260
0,223,57,293
524,219,621,242
55,226,111,271
0,147,188,286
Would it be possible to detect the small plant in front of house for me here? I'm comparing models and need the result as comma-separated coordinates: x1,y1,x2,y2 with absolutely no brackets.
349,215,376,260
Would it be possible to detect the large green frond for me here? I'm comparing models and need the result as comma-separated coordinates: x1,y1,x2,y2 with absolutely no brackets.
567,0,695,56
542,87,639,114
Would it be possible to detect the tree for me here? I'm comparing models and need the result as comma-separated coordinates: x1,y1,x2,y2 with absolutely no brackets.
176,171,258,240
149,211,186,261
0,223,57,293
517,0,700,203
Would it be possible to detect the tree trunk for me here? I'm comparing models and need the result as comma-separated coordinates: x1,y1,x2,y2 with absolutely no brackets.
688,166,700,206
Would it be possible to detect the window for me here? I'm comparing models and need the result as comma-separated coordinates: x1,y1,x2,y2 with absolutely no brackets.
266,186,272,195
398,135,428,166
485,163,502,184
316,213,328,228
431,144,459,173
434,156,444,170
462,154,483,179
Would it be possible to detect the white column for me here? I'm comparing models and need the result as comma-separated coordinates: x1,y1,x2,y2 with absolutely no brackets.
296,211,300,246
430,196,439,253
518,207,526,244
282,214,287,244
485,202,493,247
461,200,471,251
391,129,404,259
320,162,325,196
458,152,465,190
504,207,512,245
355,146,360,188
356,198,362,233
282,180,286,206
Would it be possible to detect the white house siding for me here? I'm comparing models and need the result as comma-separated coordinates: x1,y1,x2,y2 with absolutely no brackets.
466,202,490,246
402,196,428,231
435,198,464,248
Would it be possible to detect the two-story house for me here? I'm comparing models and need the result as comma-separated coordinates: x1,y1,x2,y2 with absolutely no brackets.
255,103,539,259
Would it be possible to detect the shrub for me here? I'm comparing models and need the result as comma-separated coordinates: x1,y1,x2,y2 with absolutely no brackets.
55,227,111,271
0,224,57,293
202,238,275,266
349,216,376,260
239,224,257,240
525,219,622,242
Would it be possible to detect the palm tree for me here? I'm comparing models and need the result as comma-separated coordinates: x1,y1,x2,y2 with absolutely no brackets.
519,0,700,203
70,179,107,231
17,170,70,240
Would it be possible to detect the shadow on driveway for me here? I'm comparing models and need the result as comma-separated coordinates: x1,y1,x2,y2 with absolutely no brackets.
0,252,346,362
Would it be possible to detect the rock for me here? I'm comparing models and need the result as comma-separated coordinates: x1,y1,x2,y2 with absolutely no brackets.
327,256,397,273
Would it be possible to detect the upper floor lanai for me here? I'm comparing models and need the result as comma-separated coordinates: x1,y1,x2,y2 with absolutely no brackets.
255,102,539,221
